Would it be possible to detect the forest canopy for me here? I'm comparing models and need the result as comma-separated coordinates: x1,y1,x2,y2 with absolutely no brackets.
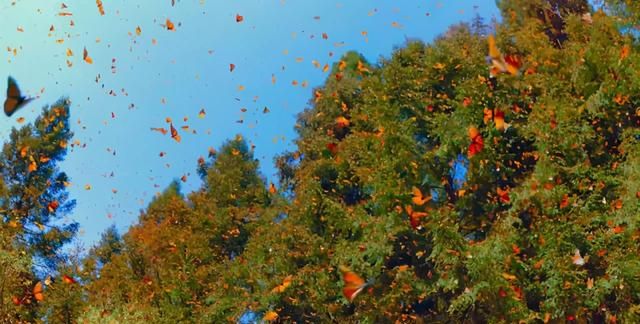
3,0,640,323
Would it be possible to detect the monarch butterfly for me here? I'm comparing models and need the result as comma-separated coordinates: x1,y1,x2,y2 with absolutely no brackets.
339,266,368,302
33,281,44,302
467,126,484,157
483,108,507,131
271,275,292,293
488,35,520,77
62,274,76,284
411,187,431,206
170,123,181,142
405,205,428,230
4,76,34,117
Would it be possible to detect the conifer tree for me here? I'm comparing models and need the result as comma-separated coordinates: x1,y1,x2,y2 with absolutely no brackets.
0,98,76,322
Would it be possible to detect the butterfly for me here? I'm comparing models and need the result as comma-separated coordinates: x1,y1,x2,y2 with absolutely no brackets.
496,187,510,203
271,275,292,293
483,108,508,131
4,77,34,117
487,35,520,77
339,266,368,302
572,249,585,266
405,205,428,230
62,274,76,284
467,126,484,157
411,187,431,206
269,182,277,194
83,47,93,64
165,19,175,31
33,281,44,302
170,123,181,142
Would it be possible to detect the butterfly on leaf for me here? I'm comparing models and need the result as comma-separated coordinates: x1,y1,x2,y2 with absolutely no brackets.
487,35,520,77
4,77,34,117
572,249,586,266
405,205,428,230
263,311,278,321
483,108,508,131
271,275,292,293
339,266,369,302
269,182,277,194
467,126,484,157
33,281,44,302
496,187,510,203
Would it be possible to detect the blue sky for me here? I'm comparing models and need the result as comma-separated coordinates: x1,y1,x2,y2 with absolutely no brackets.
0,0,500,249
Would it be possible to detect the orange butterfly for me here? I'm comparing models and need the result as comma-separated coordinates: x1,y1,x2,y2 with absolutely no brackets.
83,47,93,64
271,275,292,293
62,275,76,284
483,108,507,131
47,200,60,213
165,19,175,31
335,116,350,128
33,281,44,302
339,266,367,302
150,127,168,135
236,14,244,23
467,127,484,157
170,123,181,143
405,205,428,230
269,182,277,194
488,35,520,77
4,76,34,117
96,0,105,15
497,187,510,203
411,187,431,206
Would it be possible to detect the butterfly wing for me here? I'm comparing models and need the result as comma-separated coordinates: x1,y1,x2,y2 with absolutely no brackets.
170,123,181,142
4,97,19,116
7,77,20,99
488,35,502,60
5,77,32,116
33,281,44,301
340,266,366,302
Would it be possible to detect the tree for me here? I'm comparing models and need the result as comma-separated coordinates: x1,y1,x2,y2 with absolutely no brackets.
0,98,77,322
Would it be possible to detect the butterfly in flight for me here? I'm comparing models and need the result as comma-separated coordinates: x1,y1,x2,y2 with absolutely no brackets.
339,266,370,302
487,35,521,77
4,77,34,117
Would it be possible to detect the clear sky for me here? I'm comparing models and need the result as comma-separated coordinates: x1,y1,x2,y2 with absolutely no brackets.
0,0,500,250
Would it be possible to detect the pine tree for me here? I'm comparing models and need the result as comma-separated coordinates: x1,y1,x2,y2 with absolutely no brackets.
0,98,77,322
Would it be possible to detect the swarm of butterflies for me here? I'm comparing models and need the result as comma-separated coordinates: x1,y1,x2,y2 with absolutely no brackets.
335,35,524,305
3,33,523,308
